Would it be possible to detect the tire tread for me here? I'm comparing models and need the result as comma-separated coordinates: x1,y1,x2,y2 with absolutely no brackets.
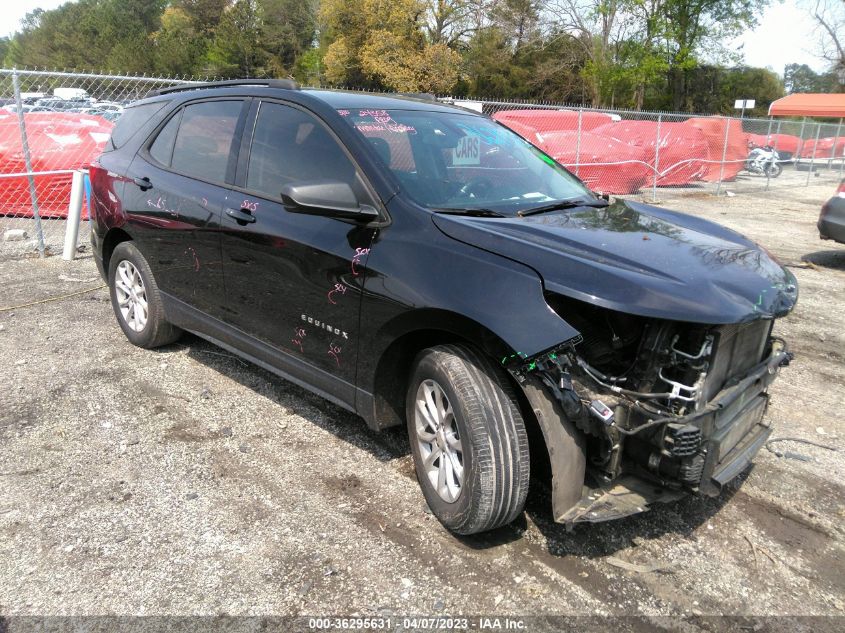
409,344,530,534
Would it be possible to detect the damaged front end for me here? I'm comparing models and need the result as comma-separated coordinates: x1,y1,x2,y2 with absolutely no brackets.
510,294,794,525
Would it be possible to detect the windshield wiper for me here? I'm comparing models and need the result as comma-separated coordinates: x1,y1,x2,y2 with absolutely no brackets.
517,197,609,217
432,207,506,218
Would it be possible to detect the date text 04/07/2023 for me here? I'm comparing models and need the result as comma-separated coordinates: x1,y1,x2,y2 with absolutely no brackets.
307,617,527,630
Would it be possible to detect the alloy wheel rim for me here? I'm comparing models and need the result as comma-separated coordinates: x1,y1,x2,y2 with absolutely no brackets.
414,379,464,503
114,260,148,333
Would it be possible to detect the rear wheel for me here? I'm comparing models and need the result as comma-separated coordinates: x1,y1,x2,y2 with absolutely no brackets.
108,241,181,348
406,344,530,535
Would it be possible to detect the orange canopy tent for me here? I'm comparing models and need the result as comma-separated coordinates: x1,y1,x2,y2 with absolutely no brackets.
768,94,845,117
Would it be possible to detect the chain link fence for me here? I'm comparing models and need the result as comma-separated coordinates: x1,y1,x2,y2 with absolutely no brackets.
1,68,843,261
0,69,203,261
446,98,845,202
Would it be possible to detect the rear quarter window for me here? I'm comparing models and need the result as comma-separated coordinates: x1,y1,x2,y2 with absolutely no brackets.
108,101,168,150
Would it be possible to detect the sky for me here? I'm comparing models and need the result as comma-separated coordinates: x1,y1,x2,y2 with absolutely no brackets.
734,2,829,75
0,0,833,76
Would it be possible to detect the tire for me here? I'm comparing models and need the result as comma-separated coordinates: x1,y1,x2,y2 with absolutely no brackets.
108,241,182,348
406,344,530,534
765,162,782,178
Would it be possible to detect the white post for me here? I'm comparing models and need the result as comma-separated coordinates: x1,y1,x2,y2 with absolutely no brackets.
575,108,583,178
796,117,807,165
833,117,843,172
715,117,731,196
62,170,85,261
806,122,821,186
652,115,662,202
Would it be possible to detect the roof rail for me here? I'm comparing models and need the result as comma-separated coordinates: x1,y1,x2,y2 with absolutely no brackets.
152,79,299,96
396,92,437,102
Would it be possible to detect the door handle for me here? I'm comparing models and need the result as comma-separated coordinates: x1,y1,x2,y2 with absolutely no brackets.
132,176,152,191
225,207,257,224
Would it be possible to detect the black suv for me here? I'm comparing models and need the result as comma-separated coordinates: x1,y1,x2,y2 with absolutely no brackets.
90,80,797,535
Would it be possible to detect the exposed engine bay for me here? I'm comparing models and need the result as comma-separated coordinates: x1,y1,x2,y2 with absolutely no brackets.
509,293,794,523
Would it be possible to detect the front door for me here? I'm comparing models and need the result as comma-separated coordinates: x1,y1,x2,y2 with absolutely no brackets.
220,100,377,396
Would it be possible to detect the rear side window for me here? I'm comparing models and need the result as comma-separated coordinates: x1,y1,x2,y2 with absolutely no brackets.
170,100,243,183
149,110,182,166
246,102,357,199
109,101,168,149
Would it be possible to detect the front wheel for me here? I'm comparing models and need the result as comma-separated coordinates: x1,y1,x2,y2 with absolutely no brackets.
406,344,530,535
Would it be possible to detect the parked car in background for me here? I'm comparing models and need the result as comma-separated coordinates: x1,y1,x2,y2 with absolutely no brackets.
1,103,49,113
90,101,124,113
53,87,91,101
818,179,845,244
89,80,797,536
35,97,92,111
20,92,47,102
95,110,122,122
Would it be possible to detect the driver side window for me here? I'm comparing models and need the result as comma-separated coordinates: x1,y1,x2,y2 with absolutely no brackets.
246,102,357,199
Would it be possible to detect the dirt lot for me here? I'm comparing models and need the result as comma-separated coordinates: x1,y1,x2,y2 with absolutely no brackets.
0,167,844,627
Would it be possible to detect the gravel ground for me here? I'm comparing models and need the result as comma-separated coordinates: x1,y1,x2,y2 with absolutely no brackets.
0,166,843,629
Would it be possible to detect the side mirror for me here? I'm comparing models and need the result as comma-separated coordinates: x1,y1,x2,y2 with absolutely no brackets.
281,181,379,221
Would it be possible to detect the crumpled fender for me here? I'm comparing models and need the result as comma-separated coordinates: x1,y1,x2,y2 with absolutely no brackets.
519,374,586,520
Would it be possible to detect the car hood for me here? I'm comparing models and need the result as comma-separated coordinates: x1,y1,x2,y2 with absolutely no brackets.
432,198,798,324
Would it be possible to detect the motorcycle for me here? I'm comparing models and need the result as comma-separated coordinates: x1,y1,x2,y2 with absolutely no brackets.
745,143,783,178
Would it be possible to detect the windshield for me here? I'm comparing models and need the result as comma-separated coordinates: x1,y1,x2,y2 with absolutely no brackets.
338,108,592,215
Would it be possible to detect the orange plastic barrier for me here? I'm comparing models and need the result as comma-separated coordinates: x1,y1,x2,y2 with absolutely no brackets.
682,118,748,182
592,120,709,186
0,112,113,218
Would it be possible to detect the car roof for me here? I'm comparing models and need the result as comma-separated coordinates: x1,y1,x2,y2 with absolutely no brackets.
134,83,474,116
299,89,464,113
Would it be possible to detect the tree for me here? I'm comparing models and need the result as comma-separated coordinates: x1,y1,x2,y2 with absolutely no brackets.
319,0,371,86
206,0,265,77
174,0,230,34
0,37,10,65
425,0,484,46
682,65,783,115
5,0,165,73
0,0,794,112
784,63,838,94
546,0,636,107
321,0,462,92
259,0,317,77
809,0,845,91
661,0,765,110
151,6,207,76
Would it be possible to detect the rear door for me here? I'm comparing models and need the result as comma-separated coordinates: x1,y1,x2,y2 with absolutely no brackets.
219,99,378,399
123,98,249,318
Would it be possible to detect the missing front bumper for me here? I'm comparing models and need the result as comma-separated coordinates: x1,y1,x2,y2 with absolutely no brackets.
551,344,789,524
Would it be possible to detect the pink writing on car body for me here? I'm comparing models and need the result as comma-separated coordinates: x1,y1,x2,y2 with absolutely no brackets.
292,327,306,353
327,283,348,305
351,248,370,276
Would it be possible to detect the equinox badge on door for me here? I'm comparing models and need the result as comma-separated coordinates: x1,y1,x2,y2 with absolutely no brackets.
302,314,349,339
